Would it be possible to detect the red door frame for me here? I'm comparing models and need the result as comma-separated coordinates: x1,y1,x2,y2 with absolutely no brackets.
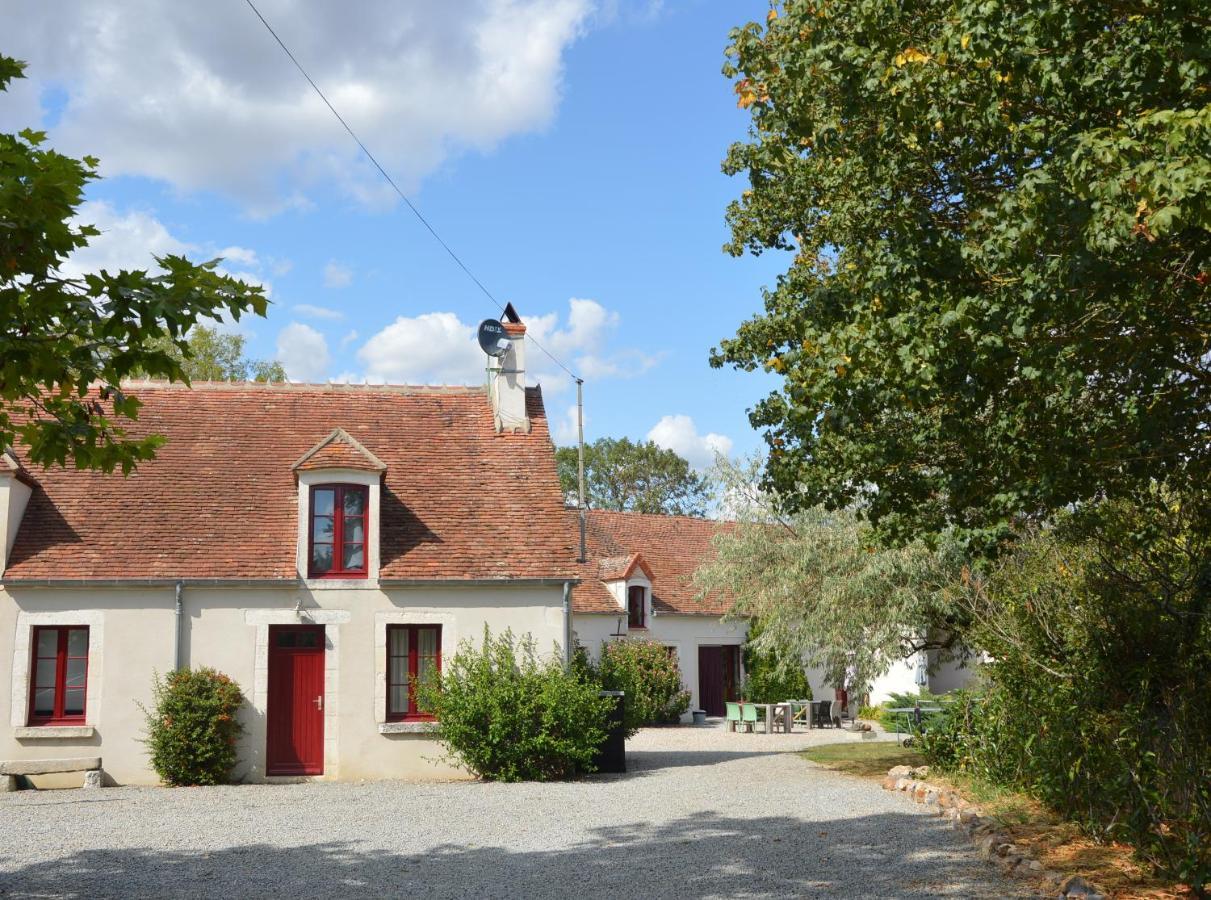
266,625,326,776
698,645,742,717
699,646,724,716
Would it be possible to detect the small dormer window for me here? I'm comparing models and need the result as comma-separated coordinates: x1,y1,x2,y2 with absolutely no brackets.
309,484,368,578
628,585,646,629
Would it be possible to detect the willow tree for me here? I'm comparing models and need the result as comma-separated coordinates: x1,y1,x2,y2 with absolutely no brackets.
713,2,1211,548
695,457,966,692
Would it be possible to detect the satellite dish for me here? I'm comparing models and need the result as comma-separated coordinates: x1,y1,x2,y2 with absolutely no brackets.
477,318,510,358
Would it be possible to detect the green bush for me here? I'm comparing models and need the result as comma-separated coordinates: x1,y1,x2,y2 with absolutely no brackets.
418,628,612,782
742,618,811,703
876,690,952,734
856,704,882,721
141,667,245,786
595,639,691,735
924,497,1211,891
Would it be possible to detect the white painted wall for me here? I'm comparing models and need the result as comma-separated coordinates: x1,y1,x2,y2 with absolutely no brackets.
0,582,566,784
574,612,748,721
0,475,31,575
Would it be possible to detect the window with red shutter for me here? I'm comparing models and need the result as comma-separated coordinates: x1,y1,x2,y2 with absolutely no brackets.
28,626,89,725
386,625,441,720
628,586,646,629
309,484,368,578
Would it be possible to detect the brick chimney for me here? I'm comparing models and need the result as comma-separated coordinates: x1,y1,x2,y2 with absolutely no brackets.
488,316,530,433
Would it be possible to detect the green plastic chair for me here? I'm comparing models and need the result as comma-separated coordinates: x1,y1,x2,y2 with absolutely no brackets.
740,702,759,733
725,701,742,732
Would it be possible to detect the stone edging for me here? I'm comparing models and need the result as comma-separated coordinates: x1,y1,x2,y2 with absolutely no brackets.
882,765,1106,899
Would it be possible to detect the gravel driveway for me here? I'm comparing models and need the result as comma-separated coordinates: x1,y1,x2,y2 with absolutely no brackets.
0,725,1028,899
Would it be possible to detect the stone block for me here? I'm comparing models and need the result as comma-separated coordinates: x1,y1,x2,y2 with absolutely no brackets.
0,775,17,792
0,757,101,776
82,770,103,789
1059,874,1103,897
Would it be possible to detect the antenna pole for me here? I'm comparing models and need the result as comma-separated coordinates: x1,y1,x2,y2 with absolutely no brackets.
577,378,587,563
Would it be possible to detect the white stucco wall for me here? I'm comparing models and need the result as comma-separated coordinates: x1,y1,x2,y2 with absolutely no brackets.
0,582,566,785
0,476,32,576
574,612,748,721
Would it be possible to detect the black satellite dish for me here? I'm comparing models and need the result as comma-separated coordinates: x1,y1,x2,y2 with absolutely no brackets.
477,318,510,358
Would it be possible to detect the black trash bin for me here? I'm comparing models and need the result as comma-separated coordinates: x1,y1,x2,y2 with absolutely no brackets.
594,690,626,774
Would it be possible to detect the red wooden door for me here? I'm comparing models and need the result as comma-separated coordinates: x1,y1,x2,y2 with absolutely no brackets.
266,625,325,776
698,646,724,716
722,645,741,703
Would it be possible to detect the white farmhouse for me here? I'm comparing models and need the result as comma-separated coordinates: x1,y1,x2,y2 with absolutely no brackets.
0,315,583,785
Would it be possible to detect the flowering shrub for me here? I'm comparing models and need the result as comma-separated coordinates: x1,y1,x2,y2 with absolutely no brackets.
596,638,690,735
142,667,245,786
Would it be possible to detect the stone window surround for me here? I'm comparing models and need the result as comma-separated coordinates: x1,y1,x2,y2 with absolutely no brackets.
245,608,350,779
10,610,104,731
373,610,457,727
295,469,381,589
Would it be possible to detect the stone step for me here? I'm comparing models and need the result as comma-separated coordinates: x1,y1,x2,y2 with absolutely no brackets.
0,757,101,776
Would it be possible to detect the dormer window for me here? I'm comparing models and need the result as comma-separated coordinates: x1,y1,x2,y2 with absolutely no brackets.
309,484,368,578
628,585,646,629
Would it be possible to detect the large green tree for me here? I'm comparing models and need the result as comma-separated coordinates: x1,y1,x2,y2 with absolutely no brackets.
555,437,711,516
713,2,1211,547
1,55,269,473
142,325,286,383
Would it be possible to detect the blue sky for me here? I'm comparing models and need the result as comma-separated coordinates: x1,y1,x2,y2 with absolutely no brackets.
4,0,784,466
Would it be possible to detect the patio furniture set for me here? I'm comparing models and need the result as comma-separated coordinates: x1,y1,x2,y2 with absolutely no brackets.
724,699,845,734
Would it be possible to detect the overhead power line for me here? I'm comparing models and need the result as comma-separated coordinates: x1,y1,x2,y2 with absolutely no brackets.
242,0,582,384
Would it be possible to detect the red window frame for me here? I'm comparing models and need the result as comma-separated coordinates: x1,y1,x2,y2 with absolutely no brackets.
28,626,89,726
386,625,442,721
628,585,646,629
309,484,369,578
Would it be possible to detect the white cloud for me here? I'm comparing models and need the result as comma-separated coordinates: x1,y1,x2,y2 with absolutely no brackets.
354,298,658,388
5,1,593,212
339,329,360,349
60,201,192,279
276,322,332,382
526,298,660,390
323,261,353,289
552,403,581,445
294,304,344,320
62,203,273,301
647,414,734,470
218,246,259,267
358,312,484,384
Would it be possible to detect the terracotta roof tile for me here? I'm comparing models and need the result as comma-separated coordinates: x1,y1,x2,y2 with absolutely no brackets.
597,552,652,582
5,383,579,582
293,427,387,472
571,509,736,616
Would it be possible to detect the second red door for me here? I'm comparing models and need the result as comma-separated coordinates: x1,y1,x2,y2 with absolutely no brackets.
266,625,325,776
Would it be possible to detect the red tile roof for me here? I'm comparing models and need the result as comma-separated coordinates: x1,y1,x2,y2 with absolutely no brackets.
597,552,652,582
4,382,579,583
293,428,387,472
572,508,736,616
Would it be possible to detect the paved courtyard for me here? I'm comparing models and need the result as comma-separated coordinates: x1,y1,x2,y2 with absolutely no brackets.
0,725,1028,898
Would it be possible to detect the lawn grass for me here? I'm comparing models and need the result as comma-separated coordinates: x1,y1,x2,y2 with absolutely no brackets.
800,741,923,778
801,742,1190,899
